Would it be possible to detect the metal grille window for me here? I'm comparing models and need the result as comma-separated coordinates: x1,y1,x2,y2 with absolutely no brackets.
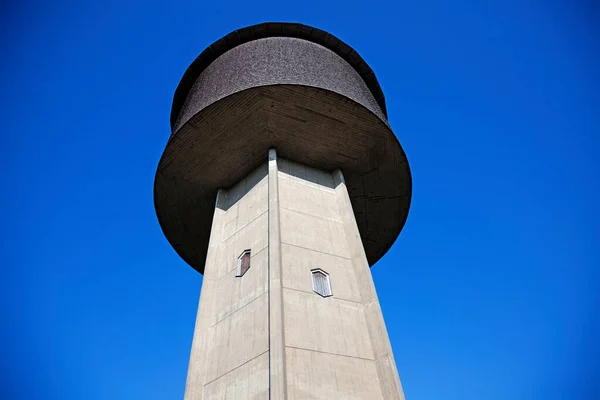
236,249,251,277
311,269,332,297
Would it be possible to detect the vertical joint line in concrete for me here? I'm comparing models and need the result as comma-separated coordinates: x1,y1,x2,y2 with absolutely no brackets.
267,148,287,399
267,153,272,399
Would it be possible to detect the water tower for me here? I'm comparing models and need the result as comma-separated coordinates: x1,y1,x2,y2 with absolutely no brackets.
154,22,411,399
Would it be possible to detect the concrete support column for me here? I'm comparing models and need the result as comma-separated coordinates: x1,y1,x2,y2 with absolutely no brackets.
333,170,405,400
268,149,287,399
184,189,227,400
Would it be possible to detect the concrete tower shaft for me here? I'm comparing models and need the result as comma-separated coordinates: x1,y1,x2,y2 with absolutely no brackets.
154,22,412,400
184,150,404,399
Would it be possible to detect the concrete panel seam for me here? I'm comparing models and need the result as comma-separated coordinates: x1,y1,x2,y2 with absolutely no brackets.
280,241,352,260
280,206,342,223
220,209,269,244
202,349,270,387
281,286,362,305
210,292,268,327
285,345,376,362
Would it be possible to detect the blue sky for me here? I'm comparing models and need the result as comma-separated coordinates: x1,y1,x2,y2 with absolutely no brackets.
2,1,599,399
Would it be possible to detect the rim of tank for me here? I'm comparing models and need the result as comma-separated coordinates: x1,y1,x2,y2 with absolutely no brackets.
170,22,388,129
155,83,412,274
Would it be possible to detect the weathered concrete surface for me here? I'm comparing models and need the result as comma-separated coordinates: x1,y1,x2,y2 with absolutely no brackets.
286,347,384,400
333,169,405,400
184,166,269,400
183,152,404,399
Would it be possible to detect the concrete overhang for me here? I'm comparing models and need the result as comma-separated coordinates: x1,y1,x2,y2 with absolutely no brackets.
155,22,412,274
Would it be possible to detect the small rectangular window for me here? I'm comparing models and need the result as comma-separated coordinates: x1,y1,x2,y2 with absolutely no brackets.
236,250,251,277
311,269,332,297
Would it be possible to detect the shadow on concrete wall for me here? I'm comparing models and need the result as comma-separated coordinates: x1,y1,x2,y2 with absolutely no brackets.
216,155,339,212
